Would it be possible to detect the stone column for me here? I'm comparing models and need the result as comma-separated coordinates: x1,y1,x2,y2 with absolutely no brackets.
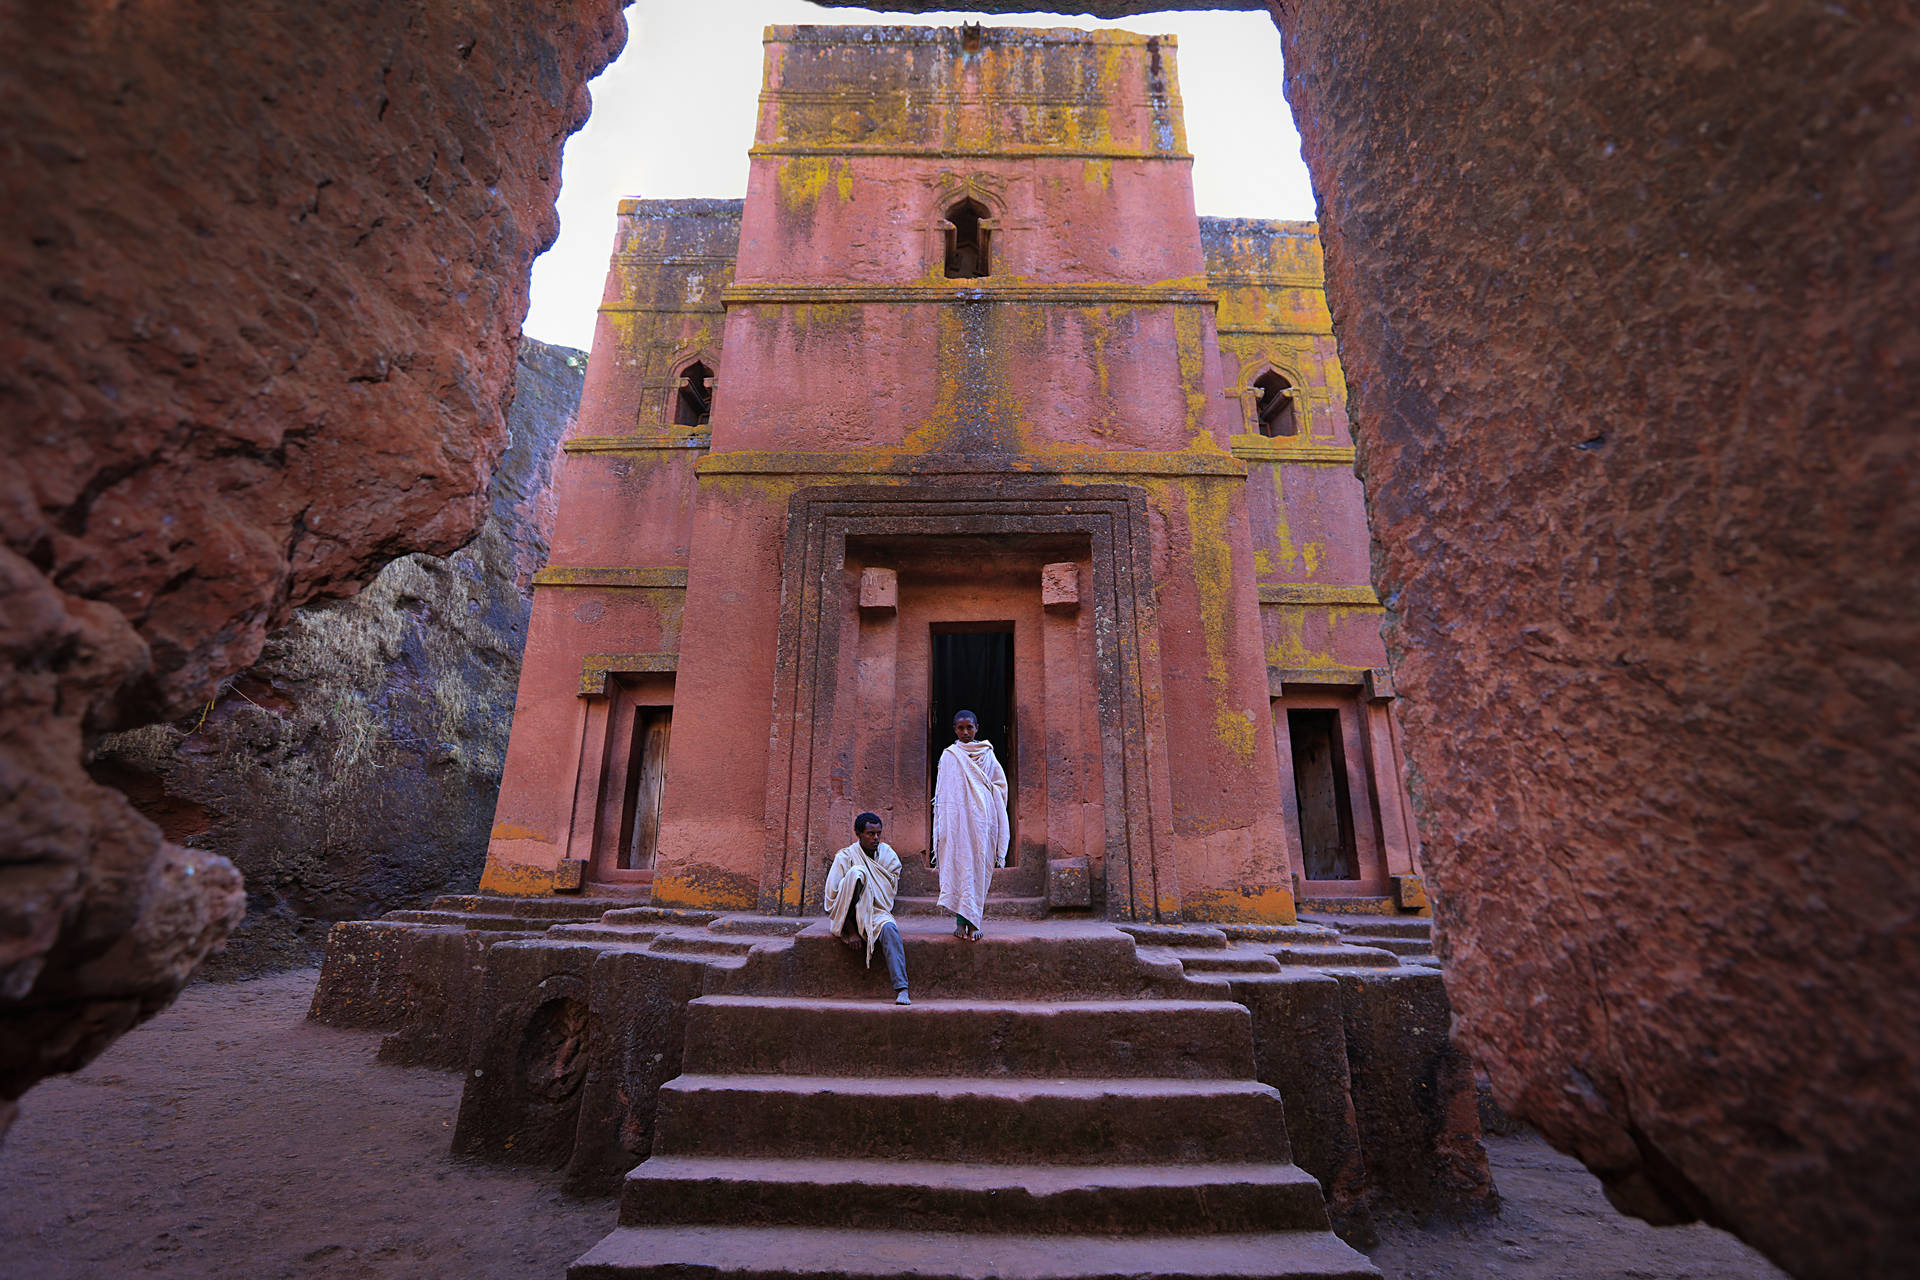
1041,562,1091,907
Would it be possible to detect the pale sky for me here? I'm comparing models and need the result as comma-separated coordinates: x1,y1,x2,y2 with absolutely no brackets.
524,3,1312,350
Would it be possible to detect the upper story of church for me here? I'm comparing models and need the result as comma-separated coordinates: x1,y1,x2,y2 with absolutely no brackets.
566,25,1355,475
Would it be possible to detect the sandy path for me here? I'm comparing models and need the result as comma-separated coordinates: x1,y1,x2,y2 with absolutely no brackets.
0,969,1785,1280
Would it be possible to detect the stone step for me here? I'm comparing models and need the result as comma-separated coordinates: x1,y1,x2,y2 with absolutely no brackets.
894,894,1050,920
772,929,1179,999
1157,949,1285,976
898,858,1045,899
429,894,632,920
545,922,665,944
603,906,725,926
652,934,762,957
1300,914,1431,940
1215,923,1342,945
618,1156,1332,1235
1118,923,1231,949
1336,935,1430,957
652,1075,1292,1166
380,909,546,932
1295,897,1400,916
680,997,1253,1080
1261,943,1400,969
569,1224,1379,1280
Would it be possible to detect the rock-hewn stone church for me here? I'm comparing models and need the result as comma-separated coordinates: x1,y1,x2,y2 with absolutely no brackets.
481,24,1425,926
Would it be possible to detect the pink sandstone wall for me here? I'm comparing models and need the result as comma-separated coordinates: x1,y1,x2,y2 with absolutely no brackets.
0,0,626,1129
482,200,740,895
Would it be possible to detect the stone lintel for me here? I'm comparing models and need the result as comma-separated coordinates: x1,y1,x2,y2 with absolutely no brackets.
1230,437,1357,466
534,566,690,589
1257,583,1381,607
580,652,678,698
1268,666,1372,698
696,449,1246,479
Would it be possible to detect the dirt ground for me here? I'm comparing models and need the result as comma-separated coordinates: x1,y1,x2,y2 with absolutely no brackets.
0,969,1787,1280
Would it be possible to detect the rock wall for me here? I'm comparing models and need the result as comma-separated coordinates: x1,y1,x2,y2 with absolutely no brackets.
93,339,585,976
1271,2,1920,1278
1,2,624,1130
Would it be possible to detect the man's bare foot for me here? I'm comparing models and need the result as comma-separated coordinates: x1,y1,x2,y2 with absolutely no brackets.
895,990,912,1005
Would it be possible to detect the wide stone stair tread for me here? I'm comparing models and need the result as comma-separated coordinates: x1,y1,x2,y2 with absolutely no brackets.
779,930,1182,999
653,1075,1290,1165
380,909,546,931
430,894,633,919
569,1224,1379,1280
545,922,665,943
651,933,763,956
1298,913,1431,940
1148,948,1286,975
1332,935,1430,957
620,1156,1333,1234
1259,943,1400,969
681,996,1253,1079
894,894,1050,920
898,858,1045,898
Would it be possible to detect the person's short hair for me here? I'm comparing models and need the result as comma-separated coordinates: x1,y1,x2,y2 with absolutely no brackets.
953,710,978,726
853,811,882,835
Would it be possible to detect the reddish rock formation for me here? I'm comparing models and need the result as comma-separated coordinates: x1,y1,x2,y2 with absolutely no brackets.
1271,2,1920,1277
91,339,584,975
1,3,624,1129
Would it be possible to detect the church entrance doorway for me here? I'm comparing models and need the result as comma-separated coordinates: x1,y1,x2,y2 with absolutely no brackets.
928,625,1016,864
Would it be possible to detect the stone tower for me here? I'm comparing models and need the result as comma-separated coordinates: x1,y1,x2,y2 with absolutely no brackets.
480,25,1423,924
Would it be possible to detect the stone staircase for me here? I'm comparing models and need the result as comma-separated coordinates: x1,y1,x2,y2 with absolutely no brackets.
892,854,1051,921
1299,913,1438,969
568,921,1379,1280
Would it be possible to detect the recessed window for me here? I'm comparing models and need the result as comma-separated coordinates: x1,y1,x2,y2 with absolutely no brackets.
943,199,991,279
674,360,714,427
1253,371,1298,438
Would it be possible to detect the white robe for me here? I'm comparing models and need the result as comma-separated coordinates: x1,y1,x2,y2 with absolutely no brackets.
933,739,1009,926
823,840,901,968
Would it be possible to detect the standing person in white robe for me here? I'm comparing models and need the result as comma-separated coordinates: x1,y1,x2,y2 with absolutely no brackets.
824,811,911,1004
932,709,1009,940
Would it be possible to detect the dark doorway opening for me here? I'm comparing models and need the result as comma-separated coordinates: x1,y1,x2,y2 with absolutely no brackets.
673,361,714,427
1254,370,1298,437
1289,708,1358,879
929,625,1015,863
618,707,672,868
943,198,992,279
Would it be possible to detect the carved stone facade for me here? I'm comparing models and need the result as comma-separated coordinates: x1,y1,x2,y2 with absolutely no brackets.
480,26,1422,924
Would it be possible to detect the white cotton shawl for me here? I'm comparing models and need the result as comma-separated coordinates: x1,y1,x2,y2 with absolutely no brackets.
933,739,1009,926
824,841,901,968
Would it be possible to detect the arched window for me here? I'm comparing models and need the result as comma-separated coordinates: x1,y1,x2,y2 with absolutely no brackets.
1253,370,1298,438
673,360,714,428
943,199,991,279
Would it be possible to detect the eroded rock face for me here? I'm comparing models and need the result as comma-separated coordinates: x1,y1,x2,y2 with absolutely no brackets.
1,3,623,1127
92,340,584,975
1272,2,1920,1277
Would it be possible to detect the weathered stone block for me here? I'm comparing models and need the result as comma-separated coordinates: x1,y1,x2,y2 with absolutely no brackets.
1333,967,1494,1218
451,939,606,1168
1391,874,1428,912
376,928,495,1070
857,567,898,613
1040,562,1080,612
307,921,436,1031
1229,971,1371,1239
1047,855,1092,907
563,947,713,1194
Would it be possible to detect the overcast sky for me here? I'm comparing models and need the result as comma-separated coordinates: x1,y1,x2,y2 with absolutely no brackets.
524,3,1313,350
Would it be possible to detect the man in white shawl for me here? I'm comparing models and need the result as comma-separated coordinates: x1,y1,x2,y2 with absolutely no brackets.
824,812,911,1004
933,709,1009,940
